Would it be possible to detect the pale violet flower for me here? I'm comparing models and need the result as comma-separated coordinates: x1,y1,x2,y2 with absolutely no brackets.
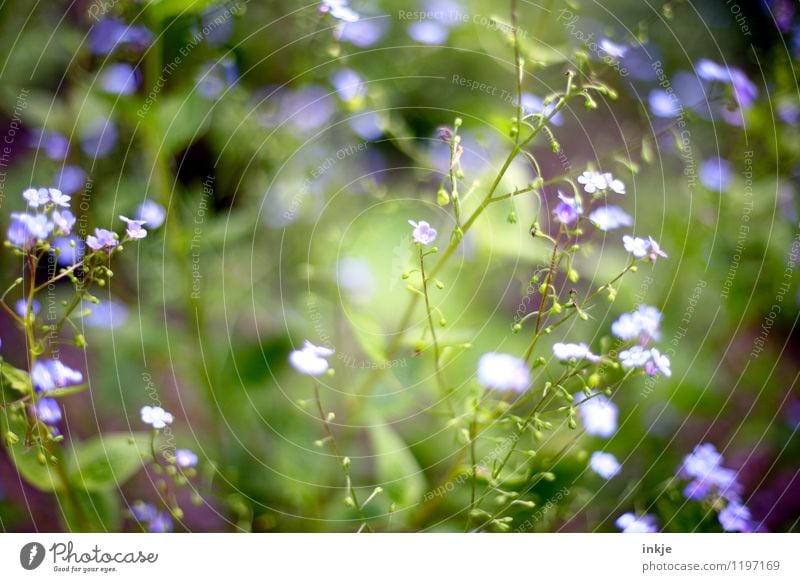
175,449,199,468
679,443,743,502
574,392,618,438
141,405,174,429
623,235,650,258
645,348,671,377
611,305,663,343
48,188,71,208
589,451,621,479
553,191,582,225
120,216,147,239
53,210,76,234
552,342,600,363
477,352,530,392
647,237,668,263
36,398,62,425
136,200,166,228
409,220,437,245
616,512,658,533
619,345,652,369
588,206,632,231
289,340,335,376
320,0,359,22
22,188,51,208
606,174,626,194
31,359,83,392
86,228,118,251
600,38,628,59
719,502,754,532
577,171,625,195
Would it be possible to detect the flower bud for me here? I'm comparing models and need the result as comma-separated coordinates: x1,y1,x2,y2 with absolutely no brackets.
454,117,462,128
588,373,601,388
568,269,579,282
342,456,351,469
507,210,517,224
456,169,464,179
4,431,19,446
437,188,450,206
512,323,522,333
439,318,446,327
435,280,444,289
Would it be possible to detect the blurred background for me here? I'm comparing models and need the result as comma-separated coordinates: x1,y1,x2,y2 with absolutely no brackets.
0,0,798,532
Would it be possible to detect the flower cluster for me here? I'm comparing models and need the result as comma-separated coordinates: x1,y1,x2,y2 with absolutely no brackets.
678,443,755,532
612,305,671,377
577,171,626,195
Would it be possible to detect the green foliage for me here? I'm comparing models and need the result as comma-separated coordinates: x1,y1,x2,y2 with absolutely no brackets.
66,433,152,492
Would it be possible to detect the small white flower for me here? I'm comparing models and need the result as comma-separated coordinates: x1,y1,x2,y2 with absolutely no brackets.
574,392,618,438
577,171,607,194
477,352,530,392
23,187,51,208
588,206,632,231
48,188,71,207
552,342,601,363
408,220,437,245
647,348,671,377
604,173,626,194
589,451,621,479
289,340,335,376
611,305,662,343
648,236,668,262
600,39,628,59
623,235,650,258
141,405,174,429
619,345,651,369
120,216,148,239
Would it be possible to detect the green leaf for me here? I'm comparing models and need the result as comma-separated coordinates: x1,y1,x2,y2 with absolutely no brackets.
0,361,32,393
58,489,121,533
155,92,213,156
368,414,426,511
146,0,221,20
67,433,151,492
0,409,63,492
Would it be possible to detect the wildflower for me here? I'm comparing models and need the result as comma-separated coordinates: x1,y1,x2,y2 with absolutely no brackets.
648,88,680,118
520,93,564,126
141,406,174,429
15,299,41,319
696,59,730,82
120,216,147,239
89,17,153,55
611,305,663,343
320,0,359,22
130,501,158,522
175,449,199,468
477,353,530,392
22,188,51,208
553,191,582,225
616,512,658,533
647,237,668,263
645,348,671,377
86,228,119,251
81,117,118,158
718,502,754,532
408,21,448,44
52,236,84,267
148,512,174,533
53,210,76,235
54,165,86,195
31,360,83,392
7,214,34,247
574,392,618,438
409,220,437,245
622,235,650,258
552,342,600,363
29,129,69,160
136,200,166,228
588,206,632,231
99,63,140,95
81,298,129,329
331,68,366,102
577,171,625,195
130,501,173,532
619,345,652,369
679,443,743,502
289,341,335,376
699,157,733,192
589,451,621,479
600,38,628,59
195,58,238,100
36,398,62,425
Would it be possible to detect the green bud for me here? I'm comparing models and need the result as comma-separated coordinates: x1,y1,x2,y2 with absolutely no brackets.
439,318,446,327
437,188,450,206
568,269,579,282
454,117,462,127
568,418,577,429
512,323,522,333
414,340,426,352
607,290,617,302
342,456,351,469
630,265,638,272
541,472,556,481
588,373,601,388
172,507,184,520
584,96,597,110
455,169,464,179
550,302,563,314
538,283,548,295
578,311,589,321
37,452,47,465
74,334,87,348
507,210,518,224
531,176,544,189
4,431,19,446
435,280,444,289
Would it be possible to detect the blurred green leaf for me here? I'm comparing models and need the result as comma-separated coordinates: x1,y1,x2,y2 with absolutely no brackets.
0,410,63,492
156,92,213,156
67,432,151,492
368,415,425,510
58,489,121,533
0,361,32,393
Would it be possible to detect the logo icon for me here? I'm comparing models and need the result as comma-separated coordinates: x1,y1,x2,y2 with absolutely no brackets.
20,542,45,570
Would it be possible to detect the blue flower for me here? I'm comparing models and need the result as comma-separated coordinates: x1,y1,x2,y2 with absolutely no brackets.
54,165,87,196
15,298,41,319
611,305,663,343
338,17,387,47
81,298,129,329
120,216,147,239
89,18,153,55
552,342,600,363
409,220,437,245
648,89,679,117
136,200,166,228
148,512,174,533
80,117,118,158
553,191,582,225
130,501,158,522
36,398,62,425
589,451,621,479
718,502,754,532
86,228,118,251
53,210,76,235
175,449,199,468
331,68,366,102
408,21,448,44
699,157,733,192
616,512,658,533
521,93,564,126
31,360,83,392
99,63,140,95
23,187,51,208
195,58,238,100
320,0,359,23
52,235,84,267
29,129,69,160
679,443,743,502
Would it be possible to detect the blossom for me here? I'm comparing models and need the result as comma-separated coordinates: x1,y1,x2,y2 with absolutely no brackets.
645,348,671,377
36,398,62,425
520,93,564,126
553,191,582,225
54,164,86,196
696,59,730,82
320,0,359,22
99,63,139,95
89,17,153,55
588,206,632,231
52,236,84,267
15,298,41,319
31,360,83,392
623,235,650,258
130,501,173,532
649,89,680,118
130,501,158,522
477,353,530,392
148,512,174,533
195,58,238,100
53,210,76,235
331,68,366,102
141,406,174,429
699,157,733,192
552,342,600,363
409,220,437,245
718,502,754,532
648,237,668,263
577,171,625,195
616,512,658,533
81,117,118,158
22,188,51,208
589,451,621,479
611,305,663,343
574,392,618,438
289,340,335,376
29,129,69,160
619,345,652,369
136,200,166,228
120,216,147,239
679,443,743,502
599,38,628,59
408,21,448,44
175,449,199,468
81,298,129,329
86,228,119,251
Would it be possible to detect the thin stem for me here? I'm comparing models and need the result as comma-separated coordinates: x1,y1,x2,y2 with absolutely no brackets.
312,381,373,533
523,233,561,362
418,246,452,412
